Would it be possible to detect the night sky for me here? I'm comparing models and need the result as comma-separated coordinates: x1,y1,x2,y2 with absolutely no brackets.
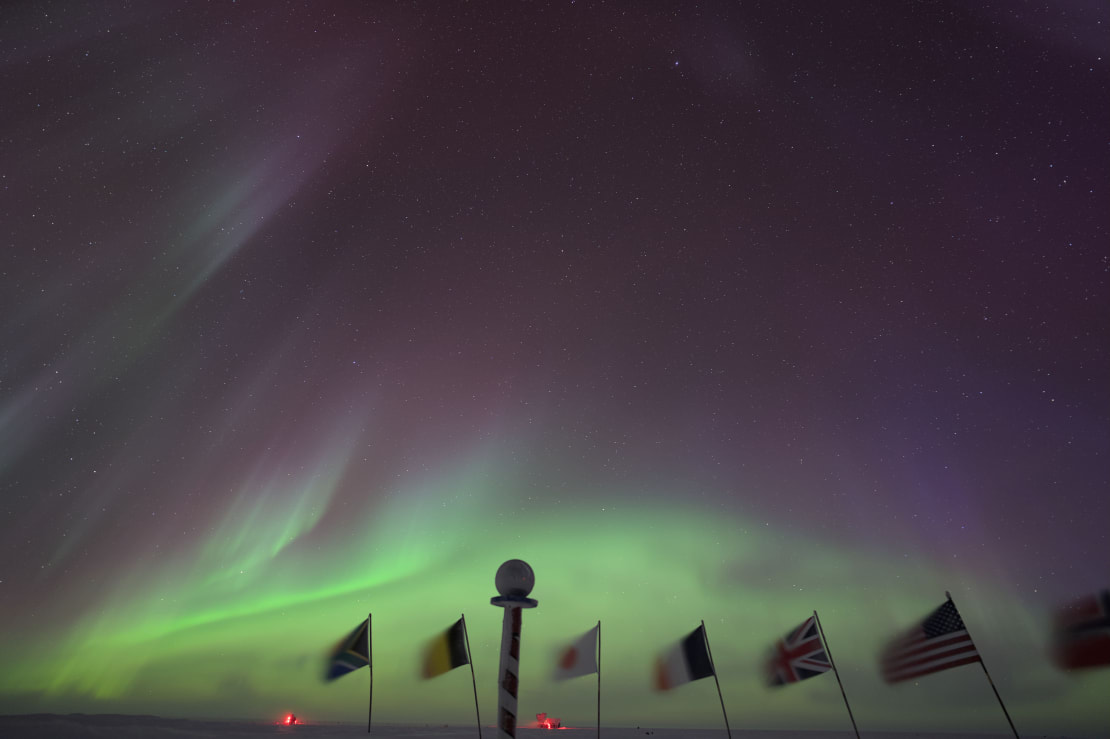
1,1,1107,735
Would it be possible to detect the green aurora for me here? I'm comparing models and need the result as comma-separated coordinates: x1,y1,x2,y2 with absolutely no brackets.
2,451,1106,734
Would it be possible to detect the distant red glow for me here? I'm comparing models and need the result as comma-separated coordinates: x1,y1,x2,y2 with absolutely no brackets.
534,712,562,729
283,713,298,725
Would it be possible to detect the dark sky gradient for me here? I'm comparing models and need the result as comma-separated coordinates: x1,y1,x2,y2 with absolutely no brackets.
1,1,1107,735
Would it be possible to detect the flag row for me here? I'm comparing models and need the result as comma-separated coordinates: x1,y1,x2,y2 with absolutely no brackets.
326,588,1110,686
326,616,472,682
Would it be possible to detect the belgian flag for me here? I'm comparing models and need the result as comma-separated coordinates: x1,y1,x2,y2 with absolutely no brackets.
422,618,470,678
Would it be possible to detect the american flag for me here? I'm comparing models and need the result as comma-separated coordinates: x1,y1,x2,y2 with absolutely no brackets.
766,615,832,685
880,599,981,683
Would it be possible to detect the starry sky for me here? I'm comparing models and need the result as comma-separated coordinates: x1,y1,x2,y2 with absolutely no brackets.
1,0,1107,735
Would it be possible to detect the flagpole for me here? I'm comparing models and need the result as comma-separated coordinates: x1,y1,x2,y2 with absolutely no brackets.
462,613,483,739
595,620,601,739
812,610,859,739
945,592,1019,739
372,608,377,732
700,620,732,739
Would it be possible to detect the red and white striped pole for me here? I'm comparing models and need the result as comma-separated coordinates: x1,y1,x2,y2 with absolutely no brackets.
491,560,537,739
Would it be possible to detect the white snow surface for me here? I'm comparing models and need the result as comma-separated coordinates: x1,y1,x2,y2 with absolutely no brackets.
0,715,1087,739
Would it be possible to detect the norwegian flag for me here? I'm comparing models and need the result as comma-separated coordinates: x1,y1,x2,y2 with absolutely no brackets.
766,615,832,686
1053,589,1110,670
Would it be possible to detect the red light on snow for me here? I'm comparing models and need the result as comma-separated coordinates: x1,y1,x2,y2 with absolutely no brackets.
535,712,562,729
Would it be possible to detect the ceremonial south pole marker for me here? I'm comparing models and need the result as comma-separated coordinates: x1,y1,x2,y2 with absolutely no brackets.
491,559,537,739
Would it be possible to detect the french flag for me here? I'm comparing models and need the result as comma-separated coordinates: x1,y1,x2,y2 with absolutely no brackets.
654,625,715,690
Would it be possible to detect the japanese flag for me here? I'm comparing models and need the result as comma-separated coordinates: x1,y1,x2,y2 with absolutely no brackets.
554,624,599,681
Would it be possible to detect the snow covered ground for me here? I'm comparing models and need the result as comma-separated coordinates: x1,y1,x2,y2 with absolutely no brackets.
0,715,1086,739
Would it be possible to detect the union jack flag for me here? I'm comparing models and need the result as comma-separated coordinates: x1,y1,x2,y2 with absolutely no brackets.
766,615,832,686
